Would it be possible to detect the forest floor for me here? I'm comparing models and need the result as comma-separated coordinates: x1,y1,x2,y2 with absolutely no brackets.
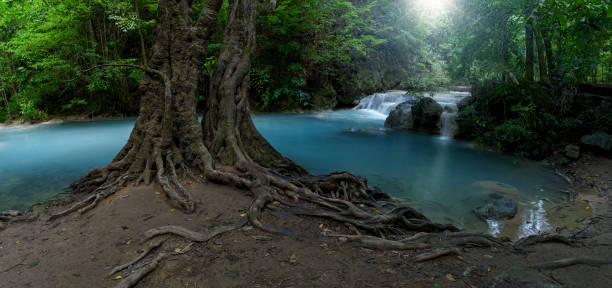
0,154,611,288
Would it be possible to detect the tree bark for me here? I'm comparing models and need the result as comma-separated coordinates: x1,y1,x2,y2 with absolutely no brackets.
202,0,307,176
525,4,535,82
501,13,510,82
542,27,555,81
69,0,225,213
535,27,547,81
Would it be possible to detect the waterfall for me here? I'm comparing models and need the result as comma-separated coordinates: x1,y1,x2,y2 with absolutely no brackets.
355,90,413,115
440,110,458,138
356,90,470,138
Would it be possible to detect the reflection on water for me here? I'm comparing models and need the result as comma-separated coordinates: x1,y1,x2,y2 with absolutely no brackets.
0,104,572,238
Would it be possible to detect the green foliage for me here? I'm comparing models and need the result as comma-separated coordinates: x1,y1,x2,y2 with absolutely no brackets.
449,0,612,84
456,80,602,158
14,95,48,121
61,98,88,111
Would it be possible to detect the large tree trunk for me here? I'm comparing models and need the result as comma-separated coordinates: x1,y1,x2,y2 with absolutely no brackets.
202,0,306,177
64,0,224,214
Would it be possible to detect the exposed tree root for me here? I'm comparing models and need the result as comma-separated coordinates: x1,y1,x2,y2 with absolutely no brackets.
142,217,247,242
330,234,431,250
108,239,166,277
531,257,612,270
49,175,129,221
514,234,577,248
414,247,461,262
115,252,168,288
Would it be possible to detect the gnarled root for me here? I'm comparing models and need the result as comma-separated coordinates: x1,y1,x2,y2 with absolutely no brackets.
49,174,130,221
514,234,577,248
414,247,461,262
115,252,168,288
531,257,612,270
329,234,430,250
108,239,165,277
114,219,246,288
142,217,247,242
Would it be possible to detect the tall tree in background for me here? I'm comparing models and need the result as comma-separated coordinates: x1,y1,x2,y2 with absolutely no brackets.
524,1,535,81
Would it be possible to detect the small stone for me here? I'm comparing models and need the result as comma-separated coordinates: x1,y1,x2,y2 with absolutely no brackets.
289,254,297,265
384,268,397,274
463,266,477,276
564,145,580,159
446,273,456,282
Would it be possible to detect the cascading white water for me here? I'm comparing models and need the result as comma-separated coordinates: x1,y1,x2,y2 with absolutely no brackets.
356,90,470,137
355,90,415,116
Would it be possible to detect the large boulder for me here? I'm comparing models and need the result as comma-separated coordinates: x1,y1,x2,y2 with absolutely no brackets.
384,102,414,129
475,198,518,220
580,132,612,153
411,97,443,132
384,97,443,134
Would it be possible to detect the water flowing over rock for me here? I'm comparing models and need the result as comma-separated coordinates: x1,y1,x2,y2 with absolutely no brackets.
354,90,415,115
356,90,470,137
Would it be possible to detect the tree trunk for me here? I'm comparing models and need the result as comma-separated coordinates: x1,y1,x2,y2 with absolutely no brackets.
555,19,563,76
525,4,535,82
67,0,225,213
202,0,306,176
535,27,547,81
542,27,555,81
501,14,510,82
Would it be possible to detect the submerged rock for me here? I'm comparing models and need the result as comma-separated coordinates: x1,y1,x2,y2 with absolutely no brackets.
384,102,415,129
344,127,387,135
580,132,612,153
471,181,524,200
475,198,518,220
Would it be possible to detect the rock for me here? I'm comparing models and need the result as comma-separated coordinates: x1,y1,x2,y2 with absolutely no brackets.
384,101,414,129
489,266,561,288
475,198,518,220
1,210,22,217
384,97,443,133
580,132,612,153
564,144,580,159
0,222,5,231
411,97,443,132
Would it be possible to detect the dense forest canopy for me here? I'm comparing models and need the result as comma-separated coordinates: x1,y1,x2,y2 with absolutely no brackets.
0,0,611,122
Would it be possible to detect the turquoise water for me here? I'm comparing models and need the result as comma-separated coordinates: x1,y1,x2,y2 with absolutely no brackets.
0,111,567,233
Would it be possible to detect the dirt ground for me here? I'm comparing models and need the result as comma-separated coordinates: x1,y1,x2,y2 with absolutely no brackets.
0,154,611,288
